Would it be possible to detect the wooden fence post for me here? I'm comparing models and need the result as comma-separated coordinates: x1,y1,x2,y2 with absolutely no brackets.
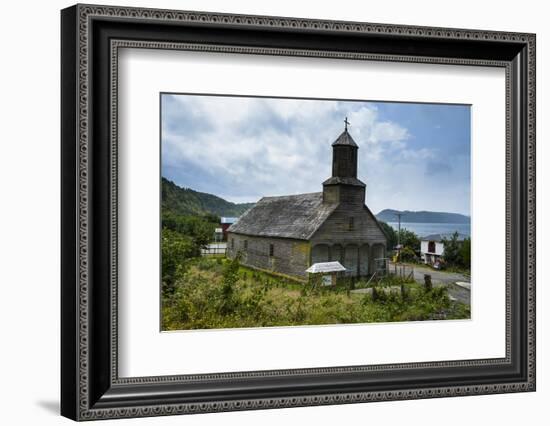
424,274,432,291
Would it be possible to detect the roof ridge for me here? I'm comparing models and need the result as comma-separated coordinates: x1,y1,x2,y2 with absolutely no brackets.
260,191,322,201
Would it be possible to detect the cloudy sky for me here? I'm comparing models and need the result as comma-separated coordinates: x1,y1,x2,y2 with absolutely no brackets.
161,94,471,216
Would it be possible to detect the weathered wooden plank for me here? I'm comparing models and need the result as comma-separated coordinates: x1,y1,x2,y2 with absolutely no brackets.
227,233,311,277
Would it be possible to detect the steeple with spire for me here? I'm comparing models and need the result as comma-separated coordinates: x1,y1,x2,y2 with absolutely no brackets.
322,118,366,205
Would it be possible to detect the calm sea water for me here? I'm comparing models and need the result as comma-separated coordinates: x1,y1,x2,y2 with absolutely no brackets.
386,222,471,238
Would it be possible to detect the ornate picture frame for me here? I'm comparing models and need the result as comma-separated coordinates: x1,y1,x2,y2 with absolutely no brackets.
61,4,535,421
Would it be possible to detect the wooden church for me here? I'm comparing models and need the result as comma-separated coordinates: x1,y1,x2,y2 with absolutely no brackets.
226,121,387,279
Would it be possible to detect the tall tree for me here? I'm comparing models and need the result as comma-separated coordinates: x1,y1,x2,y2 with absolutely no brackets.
459,237,471,269
398,229,420,251
442,232,462,266
378,221,397,249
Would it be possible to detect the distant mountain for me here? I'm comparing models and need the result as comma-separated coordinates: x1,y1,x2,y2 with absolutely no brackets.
162,178,255,218
376,209,470,224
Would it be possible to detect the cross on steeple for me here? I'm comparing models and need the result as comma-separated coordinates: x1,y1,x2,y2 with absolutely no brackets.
344,117,350,131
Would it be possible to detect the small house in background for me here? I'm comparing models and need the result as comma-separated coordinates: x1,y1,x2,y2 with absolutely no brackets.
420,233,468,267
213,227,223,242
220,217,237,241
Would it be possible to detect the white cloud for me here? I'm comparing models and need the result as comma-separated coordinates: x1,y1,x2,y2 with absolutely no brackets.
162,94,465,214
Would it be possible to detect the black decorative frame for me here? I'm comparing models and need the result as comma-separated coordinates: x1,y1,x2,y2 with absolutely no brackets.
61,3,536,421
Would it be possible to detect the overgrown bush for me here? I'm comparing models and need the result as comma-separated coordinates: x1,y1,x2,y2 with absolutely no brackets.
161,228,196,296
399,246,417,263
161,211,220,296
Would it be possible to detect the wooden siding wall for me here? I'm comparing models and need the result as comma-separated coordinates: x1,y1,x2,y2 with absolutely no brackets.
332,146,357,178
311,205,386,246
226,233,311,278
323,185,365,205
310,205,386,276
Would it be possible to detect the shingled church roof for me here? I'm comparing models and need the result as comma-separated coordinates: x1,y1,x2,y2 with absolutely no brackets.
332,129,358,147
227,192,338,240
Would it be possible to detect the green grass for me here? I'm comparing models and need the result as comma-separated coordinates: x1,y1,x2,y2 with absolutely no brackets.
162,257,470,330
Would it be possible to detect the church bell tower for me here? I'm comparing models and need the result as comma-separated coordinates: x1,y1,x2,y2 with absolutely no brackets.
322,118,366,205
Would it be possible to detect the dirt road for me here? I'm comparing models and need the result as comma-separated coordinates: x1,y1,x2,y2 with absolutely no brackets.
392,263,471,305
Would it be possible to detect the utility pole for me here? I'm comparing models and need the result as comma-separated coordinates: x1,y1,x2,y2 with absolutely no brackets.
394,212,404,262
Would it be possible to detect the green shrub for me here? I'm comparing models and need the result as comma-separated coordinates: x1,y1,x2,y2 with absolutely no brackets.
399,246,417,263
161,228,196,296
